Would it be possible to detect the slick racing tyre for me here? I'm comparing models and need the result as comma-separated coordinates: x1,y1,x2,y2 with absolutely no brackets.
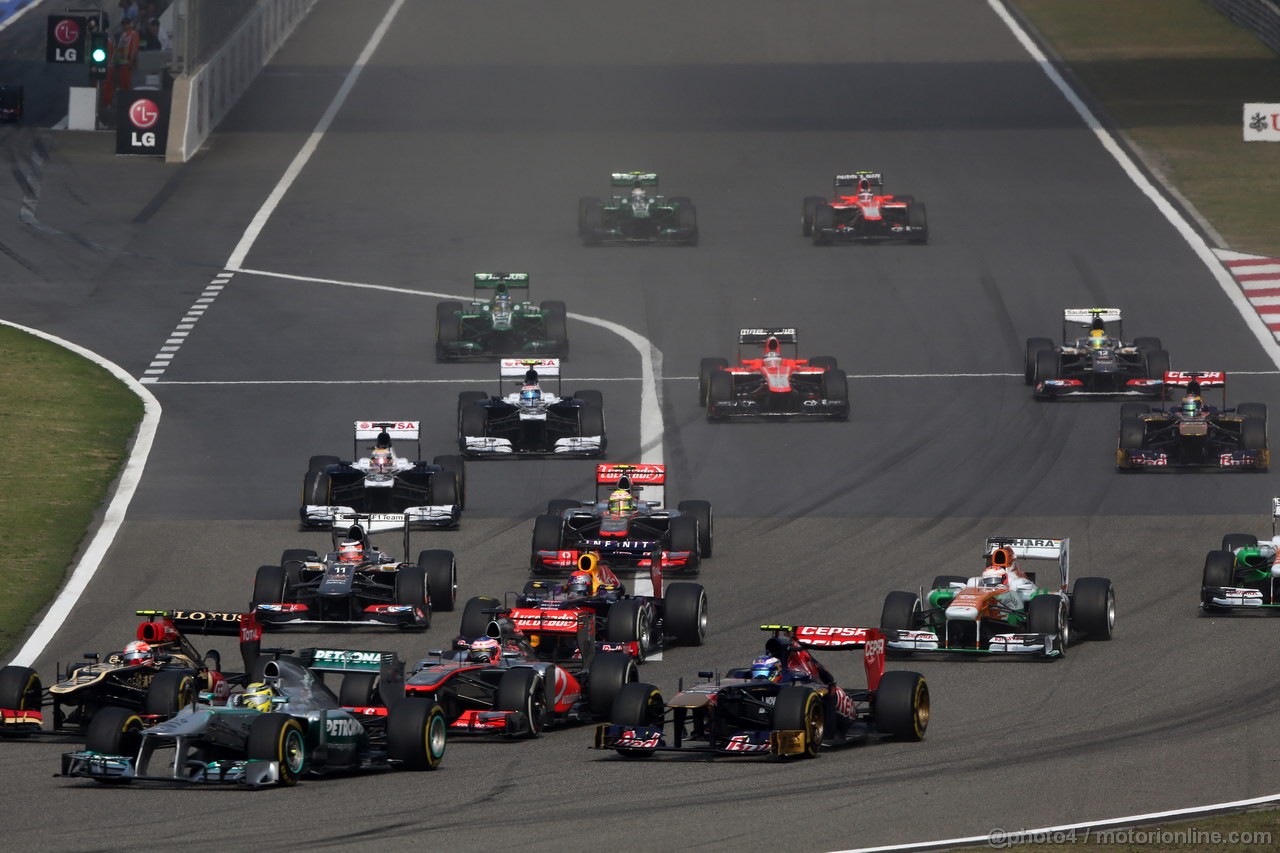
1237,403,1268,424
431,455,467,509
579,404,605,440
388,700,447,769
1024,338,1053,385
338,672,379,708
811,203,834,245
676,500,714,557
668,517,701,573
1201,550,1236,611
1132,336,1162,354
809,356,837,371
1221,533,1258,552
801,196,824,236
698,358,728,406
144,670,196,717
581,200,604,244
706,370,733,416
610,682,665,759
251,564,287,609
1241,416,1268,451
1033,348,1060,384
1118,417,1146,450
1027,594,1068,655
541,300,568,354
1119,403,1150,420
496,667,546,739
247,714,306,786
417,550,457,613
1069,577,1115,640
587,653,637,718
880,591,921,632
664,583,708,646
874,671,929,740
85,707,143,767
906,202,928,244
435,301,463,357
773,686,824,758
459,596,501,639
1143,349,1170,380
395,565,432,628
546,499,580,516
530,514,564,570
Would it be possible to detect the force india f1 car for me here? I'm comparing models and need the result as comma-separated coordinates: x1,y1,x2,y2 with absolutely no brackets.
594,624,928,759
1201,497,1280,613
803,171,927,245
531,464,712,575
699,328,849,420
0,610,259,738
399,591,649,738
879,538,1115,659
458,359,605,457
578,172,698,246
300,421,465,531
435,273,569,362
252,517,457,630
61,648,446,787
1026,308,1170,398
1116,372,1269,471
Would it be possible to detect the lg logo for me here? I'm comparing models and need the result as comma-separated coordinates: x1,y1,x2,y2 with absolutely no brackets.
129,99,160,147
52,18,80,61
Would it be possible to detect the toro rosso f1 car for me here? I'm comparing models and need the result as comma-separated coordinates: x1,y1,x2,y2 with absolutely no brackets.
61,648,446,787
699,328,848,420
531,464,712,575
458,359,605,457
301,421,465,531
435,273,569,362
879,537,1115,659
1201,497,1280,613
594,624,928,759
1027,308,1168,398
803,171,927,245
1116,372,1269,471
578,172,698,246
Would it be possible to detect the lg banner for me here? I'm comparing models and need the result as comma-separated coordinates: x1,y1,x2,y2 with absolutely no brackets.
1243,103,1280,142
46,15,86,64
116,90,170,156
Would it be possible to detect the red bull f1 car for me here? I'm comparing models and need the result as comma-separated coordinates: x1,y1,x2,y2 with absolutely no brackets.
803,171,927,245
593,624,929,758
1027,308,1169,398
699,328,848,419
1201,497,1280,613
1116,372,1269,471
531,464,712,575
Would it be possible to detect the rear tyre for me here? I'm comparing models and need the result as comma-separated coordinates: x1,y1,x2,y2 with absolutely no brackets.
773,686,824,758
1143,349,1170,380
610,682,664,758
801,196,824,236
339,672,379,708
930,575,965,590
85,706,143,760
676,500,714,557
1133,336,1162,353
496,667,545,739
395,565,431,628
906,202,928,244
1118,417,1146,450
459,596,501,639
431,455,466,509
417,550,457,613
664,583,707,645
1024,338,1054,385
247,714,306,786
579,404,605,438
698,358,728,406
809,356,837,371
251,564,287,609
880,591,921,631
387,699,447,769
874,671,929,740
435,301,463,357
1221,534,1258,552
1119,403,1150,419
573,389,604,410
587,652,637,718
668,516,701,571
1070,577,1115,640
546,499,580,516
144,670,195,717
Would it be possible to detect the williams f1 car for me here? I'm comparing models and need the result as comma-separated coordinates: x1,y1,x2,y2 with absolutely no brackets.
252,516,457,630
1201,497,1280,613
699,328,848,419
458,359,605,457
531,464,712,574
300,421,465,530
803,171,927,245
435,273,569,361
579,171,698,246
61,648,446,787
879,537,1115,659
1026,308,1169,398
1116,372,1269,471
594,624,928,758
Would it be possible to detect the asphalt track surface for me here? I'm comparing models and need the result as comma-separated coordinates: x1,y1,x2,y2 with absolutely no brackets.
2,2,1279,851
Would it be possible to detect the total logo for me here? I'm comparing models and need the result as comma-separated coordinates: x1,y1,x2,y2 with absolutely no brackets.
129,99,161,147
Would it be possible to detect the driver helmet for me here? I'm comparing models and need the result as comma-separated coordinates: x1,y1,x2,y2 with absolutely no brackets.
630,186,646,202
369,447,394,474
566,570,593,597
858,189,875,204
1181,394,1202,417
763,350,782,366
520,385,542,405
338,540,364,563
242,681,277,713
1088,328,1109,349
122,640,154,666
981,565,1008,586
468,637,501,665
608,489,635,514
750,655,781,682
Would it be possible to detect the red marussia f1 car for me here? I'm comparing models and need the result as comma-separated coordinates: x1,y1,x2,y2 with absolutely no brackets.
699,328,848,420
803,171,928,245
594,624,929,759
531,464,712,575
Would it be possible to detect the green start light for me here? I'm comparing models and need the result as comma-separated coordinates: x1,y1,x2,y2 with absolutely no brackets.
91,47,106,62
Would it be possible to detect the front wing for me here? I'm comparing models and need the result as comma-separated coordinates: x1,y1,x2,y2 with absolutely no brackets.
886,628,1063,658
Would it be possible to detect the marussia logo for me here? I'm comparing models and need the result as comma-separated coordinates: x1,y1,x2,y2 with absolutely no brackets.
129,99,160,130
54,19,80,45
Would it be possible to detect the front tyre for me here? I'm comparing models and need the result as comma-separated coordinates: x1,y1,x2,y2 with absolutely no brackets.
773,686,824,758
247,714,306,786
388,699,447,769
873,671,929,740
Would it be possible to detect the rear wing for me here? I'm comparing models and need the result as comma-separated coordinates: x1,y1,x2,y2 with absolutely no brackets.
760,624,887,692
984,537,1069,589
160,610,262,676
301,648,397,674
1063,308,1122,324
738,328,798,345
596,463,665,486
302,506,460,534
1162,371,1225,388
474,272,529,291
353,421,422,462
611,171,658,187
1061,308,1123,342
834,171,883,188
500,358,560,379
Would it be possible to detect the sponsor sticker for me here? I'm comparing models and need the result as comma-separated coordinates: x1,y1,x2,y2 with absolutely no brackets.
1244,103,1280,141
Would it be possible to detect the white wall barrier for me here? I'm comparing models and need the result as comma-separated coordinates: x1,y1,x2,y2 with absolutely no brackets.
166,0,317,162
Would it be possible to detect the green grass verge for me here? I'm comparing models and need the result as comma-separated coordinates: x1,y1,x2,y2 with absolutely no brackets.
1011,0,1280,256
0,326,143,660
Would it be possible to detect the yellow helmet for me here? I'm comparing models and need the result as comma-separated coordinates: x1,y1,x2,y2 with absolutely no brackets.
242,682,276,713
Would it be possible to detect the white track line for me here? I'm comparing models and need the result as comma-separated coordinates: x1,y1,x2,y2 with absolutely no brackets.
0,320,162,667
139,272,232,384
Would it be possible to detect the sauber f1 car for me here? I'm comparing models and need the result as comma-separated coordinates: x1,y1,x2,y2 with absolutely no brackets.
1026,308,1169,398
0,610,260,738
879,537,1115,659
578,171,698,246
594,624,928,759
61,648,446,787
301,421,465,530
531,464,712,574
458,359,605,457
1201,497,1280,613
803,171,927,245
399,593,641,737
252,516,457,630
699,328,848,420
1116,372,1269,471
435,273,569,362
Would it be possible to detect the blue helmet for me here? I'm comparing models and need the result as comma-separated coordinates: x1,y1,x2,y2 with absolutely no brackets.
750,655,781,682
1181,394,1202,417
520,385,542,404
